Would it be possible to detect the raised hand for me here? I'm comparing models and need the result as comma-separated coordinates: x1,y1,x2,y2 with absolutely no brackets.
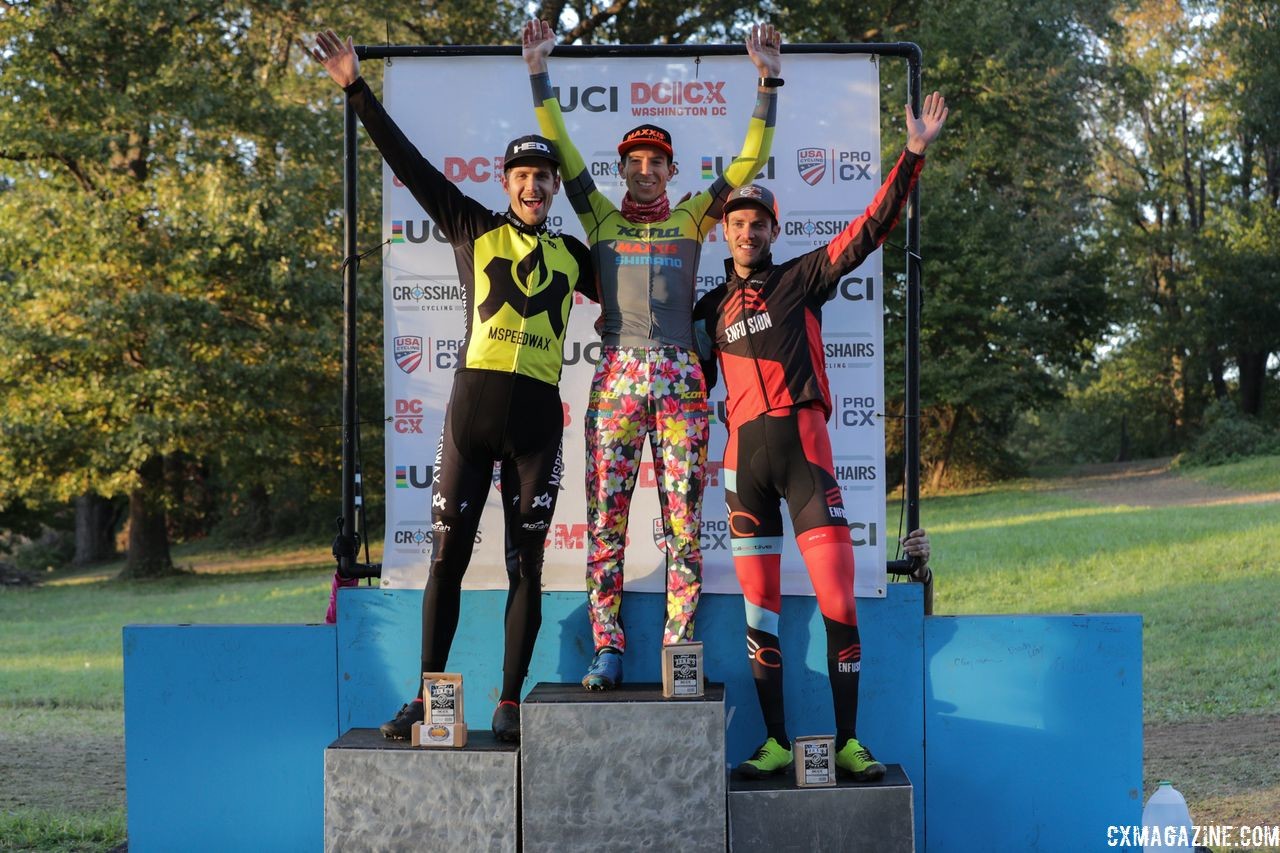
306,30,360,89
523,19,557,73
746,23,782,79
906,91,949,154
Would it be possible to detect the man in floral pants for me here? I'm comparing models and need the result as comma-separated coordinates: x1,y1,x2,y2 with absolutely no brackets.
523,20,782,687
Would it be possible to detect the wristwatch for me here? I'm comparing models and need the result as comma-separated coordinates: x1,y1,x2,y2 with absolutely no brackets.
758,77,784,88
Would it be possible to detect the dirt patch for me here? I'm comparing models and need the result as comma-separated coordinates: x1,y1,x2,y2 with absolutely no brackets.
1052,458,1280,509
0,728,125,815
1146,714,1280,831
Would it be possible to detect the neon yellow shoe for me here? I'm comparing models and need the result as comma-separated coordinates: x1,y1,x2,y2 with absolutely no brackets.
835,737,886,781
735,737,793,778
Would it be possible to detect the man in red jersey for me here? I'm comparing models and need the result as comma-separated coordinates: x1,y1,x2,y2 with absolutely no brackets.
692,92,948,779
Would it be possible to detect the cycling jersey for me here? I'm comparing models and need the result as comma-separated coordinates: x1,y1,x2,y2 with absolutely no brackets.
693,149,924,428
349,77,595,385
530,72,776,349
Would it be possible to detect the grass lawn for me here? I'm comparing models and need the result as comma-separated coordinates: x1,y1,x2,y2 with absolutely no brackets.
1,543,337,852
920,488,1279,720
1177,452,1280,494
1,459,1276,850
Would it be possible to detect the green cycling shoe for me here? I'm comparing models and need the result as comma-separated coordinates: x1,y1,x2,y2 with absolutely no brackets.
835,737,886,782
734,737,794,778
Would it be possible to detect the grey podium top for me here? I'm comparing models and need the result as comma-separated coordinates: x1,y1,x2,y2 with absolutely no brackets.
525,682,725,704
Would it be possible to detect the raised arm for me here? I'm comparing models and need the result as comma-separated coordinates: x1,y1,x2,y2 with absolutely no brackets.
306,29,485,244
798,92,950,296
689,24,781,233
522,20,615,237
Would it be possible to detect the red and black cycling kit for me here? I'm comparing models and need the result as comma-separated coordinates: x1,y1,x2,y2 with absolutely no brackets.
346,77,597,704
692,148,924,747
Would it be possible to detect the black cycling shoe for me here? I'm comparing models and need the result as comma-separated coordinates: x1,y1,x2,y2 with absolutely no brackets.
492,701,521,743
379,700,424,740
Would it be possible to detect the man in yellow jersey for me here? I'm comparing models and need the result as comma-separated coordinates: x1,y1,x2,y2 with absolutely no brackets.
309,29,597,741
522,20,782,690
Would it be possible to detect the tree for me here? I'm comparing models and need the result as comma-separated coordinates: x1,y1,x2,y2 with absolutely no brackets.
1091,0,1280,452
0,1,381,576
896,0,1116,486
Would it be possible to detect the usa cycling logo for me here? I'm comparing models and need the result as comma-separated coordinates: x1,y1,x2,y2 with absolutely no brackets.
798,148,874,185
798,148,827,185
394,336,423,373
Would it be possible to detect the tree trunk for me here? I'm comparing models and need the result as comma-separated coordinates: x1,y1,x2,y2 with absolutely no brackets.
1169,346,1190,445
73,492,118,565
1113,414,1130,463
1236,350,1268,416
122,455,175,579
246,482,271,539
928,407,965,492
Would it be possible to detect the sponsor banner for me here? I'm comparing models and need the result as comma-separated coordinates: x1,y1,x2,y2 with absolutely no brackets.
381,52,886,596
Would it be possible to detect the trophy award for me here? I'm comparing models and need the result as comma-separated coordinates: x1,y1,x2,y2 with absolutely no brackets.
661,641,704,698
412,672,468,748
794,735,837,787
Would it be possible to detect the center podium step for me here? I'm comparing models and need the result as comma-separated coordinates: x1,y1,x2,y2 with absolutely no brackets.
520,682,727,852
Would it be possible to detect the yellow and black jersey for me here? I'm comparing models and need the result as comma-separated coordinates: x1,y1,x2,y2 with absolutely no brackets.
347,77,598,387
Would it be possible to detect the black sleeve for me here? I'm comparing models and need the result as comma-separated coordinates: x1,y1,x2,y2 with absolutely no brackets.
345,76,494,246
565,235,599,304
691,289,721,392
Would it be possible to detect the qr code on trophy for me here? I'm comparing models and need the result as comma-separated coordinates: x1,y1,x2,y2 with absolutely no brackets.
673,654,698,681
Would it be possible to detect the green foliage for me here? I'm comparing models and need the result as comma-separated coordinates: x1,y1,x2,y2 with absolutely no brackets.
0,1,394,564
12,531,76,575
393,0,527,44
1009,346,1180,467
1088,0,1280,446
895,0,1116,486
1176,400,1280,467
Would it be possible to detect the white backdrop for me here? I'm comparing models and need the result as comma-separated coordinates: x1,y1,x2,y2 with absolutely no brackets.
378,51,891,597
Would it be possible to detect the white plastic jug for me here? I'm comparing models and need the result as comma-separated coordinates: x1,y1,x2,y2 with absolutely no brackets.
1141,780,1193,852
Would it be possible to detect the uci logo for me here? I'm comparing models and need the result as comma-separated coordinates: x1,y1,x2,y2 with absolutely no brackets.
553,85,619,113
394,464,432,490
563,340,603,366
393,219,449,244
839,276,875,302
